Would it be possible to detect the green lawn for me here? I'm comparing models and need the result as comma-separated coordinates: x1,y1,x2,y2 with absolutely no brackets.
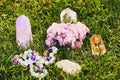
0,0,120,80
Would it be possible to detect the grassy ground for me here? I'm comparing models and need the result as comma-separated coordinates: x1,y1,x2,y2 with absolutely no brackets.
0,0,120,80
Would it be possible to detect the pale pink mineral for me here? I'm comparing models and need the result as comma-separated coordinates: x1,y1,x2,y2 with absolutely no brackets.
56,59,81,74
45,22,90,49
16,15,33,48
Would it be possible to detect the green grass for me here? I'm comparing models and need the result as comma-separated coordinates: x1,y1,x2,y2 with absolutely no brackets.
0,0,120,80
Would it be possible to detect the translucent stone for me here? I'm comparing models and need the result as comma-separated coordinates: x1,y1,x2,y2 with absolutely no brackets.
90,34,106,55
52,46,58,54
16,15,33,48
60,8,77,23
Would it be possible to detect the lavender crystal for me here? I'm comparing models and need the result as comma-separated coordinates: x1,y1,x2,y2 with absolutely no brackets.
31,51,36,55
31,55,36,61
16,15,33,48
46,56,52,61
12,56,19,64
47,47,52,52
38,67,43,73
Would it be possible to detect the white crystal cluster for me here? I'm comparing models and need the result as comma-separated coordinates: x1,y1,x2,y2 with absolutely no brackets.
56,59,81,74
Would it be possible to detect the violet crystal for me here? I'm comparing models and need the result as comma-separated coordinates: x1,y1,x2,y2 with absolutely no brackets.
31,55,36,61
38,68,43,73
16,15,33,48
12,56,19,64
31,51,36,55
46,56,52,61
47,47,52,52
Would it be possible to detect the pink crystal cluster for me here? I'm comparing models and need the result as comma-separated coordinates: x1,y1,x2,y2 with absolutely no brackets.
45,22,90,49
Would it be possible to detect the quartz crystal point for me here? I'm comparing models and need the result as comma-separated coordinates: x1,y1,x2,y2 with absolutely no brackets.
60,8,77,23
16,15,33,48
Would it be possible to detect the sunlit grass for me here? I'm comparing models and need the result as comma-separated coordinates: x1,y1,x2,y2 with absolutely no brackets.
0,0,120,80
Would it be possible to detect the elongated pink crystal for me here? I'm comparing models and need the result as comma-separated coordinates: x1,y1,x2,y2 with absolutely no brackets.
16,15,33,48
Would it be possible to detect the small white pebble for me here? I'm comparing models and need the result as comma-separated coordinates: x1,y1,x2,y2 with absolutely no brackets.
18,59,29,66
52,46,58,54
39,57,46,64
38,64,43,68
45,61,49,65
49,57,55,64
49,53,54,56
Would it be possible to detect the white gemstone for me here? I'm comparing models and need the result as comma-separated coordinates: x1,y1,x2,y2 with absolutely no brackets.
49,57,55,64
52,46,58,54
49,53,54,56
28,49,32,53
38,64,43,68
60,8,77,23
40,69,48,78
18,59,28,66
39,57,46,64
45,61,49,65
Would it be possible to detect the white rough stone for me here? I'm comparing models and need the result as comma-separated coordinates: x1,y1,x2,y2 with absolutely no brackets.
56,59,81,74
